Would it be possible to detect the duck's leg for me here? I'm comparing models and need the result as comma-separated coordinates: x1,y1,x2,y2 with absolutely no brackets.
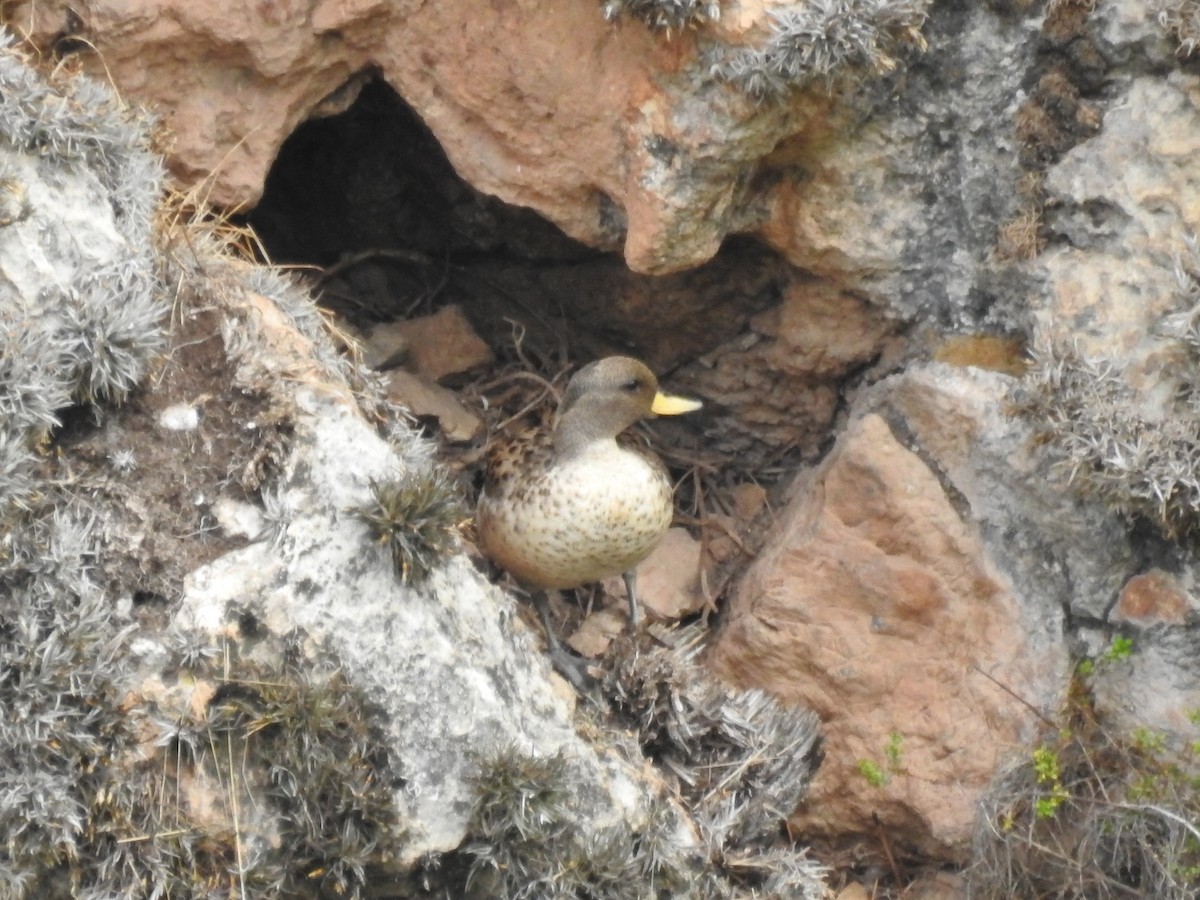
532,589,593,690
622,569,640,630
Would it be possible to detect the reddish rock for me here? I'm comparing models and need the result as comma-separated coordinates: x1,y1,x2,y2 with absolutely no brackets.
384,369,482,442
710,413,1044,862
834,884,870,900
752,279,894,379
729,482,768,520
574,528,706,657
677,277,894,464
603,527,705,622
567,608,626,659
904,871,966,899
1112,570,1194,627
705,482,769,567
365,305,493,381
16,0,829,274
358,321,410,372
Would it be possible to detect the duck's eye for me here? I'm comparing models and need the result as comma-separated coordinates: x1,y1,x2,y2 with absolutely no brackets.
622,378,643,392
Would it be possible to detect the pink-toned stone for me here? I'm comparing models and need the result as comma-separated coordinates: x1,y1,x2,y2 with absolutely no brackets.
834,884,870,900
1112,570,1194,627
567,608,626,659
675,275,894,464
358,322,410,372
384,370,482,442
729,482,768,520
904,872,967,900
365,305,493,381
14,0,827,274
704,483,769,567
603,527,705,622
751,279,893,378
709,413,1043,862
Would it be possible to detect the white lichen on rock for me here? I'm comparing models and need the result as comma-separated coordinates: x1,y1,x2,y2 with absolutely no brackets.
707,0,931,99
602,0,721,32
1019,236,1200,535
0,30,165,518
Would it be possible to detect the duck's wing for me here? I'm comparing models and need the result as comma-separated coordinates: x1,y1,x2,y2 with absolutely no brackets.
482,423,555,499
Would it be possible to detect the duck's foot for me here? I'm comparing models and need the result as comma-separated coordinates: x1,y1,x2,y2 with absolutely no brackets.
533,590,596,691
546,643,596,692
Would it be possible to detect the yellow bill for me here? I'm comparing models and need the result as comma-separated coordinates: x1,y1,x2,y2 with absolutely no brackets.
651,392,703,416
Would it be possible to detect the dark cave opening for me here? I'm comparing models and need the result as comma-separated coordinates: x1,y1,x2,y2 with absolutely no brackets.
244,78,787,377
243,76,867,503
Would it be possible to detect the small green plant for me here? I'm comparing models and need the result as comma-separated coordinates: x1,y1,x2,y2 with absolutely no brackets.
1033,794,1066,820
1104,635,1134,661
1032,745,1059,783
1078,635,1134,678
857,732,903,789
1031,745,1068,819
353,469,466,584
884,730,904,772
972,682,1200,897
1132,727,1168,755
857,758,887,788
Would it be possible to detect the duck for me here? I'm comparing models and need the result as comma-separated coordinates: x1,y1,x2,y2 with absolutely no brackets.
477,356,701,677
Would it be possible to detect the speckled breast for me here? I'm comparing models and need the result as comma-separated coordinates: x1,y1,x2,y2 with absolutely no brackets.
476,445,674,589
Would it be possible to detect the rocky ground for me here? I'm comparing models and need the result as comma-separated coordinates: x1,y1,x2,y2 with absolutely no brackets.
4,0,1200,897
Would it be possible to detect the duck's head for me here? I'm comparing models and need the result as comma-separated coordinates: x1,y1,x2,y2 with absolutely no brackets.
554,356,702,455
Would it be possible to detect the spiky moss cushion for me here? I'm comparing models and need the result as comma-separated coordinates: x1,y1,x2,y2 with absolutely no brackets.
0,31,164,518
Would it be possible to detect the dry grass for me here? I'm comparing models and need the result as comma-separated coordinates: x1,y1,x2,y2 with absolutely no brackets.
969,674,1200,898
1152,0,1200,57
996,207,1045,261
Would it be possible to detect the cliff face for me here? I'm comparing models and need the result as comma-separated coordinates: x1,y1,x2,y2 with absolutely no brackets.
0,33,827,900
6,0,1200,894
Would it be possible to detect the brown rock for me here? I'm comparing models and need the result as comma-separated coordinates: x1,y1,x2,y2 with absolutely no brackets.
903,871,966,900
710,413,1043,862
1112,570,1195,627
366,305,492,380
932,334,1029,377
603,527,705,622
834,884,871,900
676,276,894,467
751,279,894,379
704,483,769,567
567,608,626,659
730,482,768,520
17,0,831,274
359,321,411,372
385,369,482,442
703,515,742,566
